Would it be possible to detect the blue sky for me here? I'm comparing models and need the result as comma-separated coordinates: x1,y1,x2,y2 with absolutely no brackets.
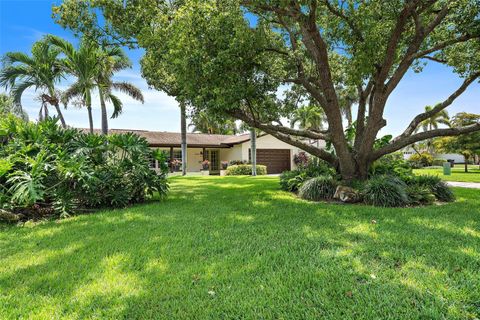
1,0,479,136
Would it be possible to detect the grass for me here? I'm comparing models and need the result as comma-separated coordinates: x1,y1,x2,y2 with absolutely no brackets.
414,165,480,182
1,176,479,319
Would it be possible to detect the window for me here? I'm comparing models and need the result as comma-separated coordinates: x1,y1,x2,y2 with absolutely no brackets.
172,150,182,160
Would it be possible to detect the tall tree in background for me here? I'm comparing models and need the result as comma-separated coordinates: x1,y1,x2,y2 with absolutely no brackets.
415,105,451,153
189,111,238,134
180,101,187,176
54,0,480,181
435,113,480,173
290,105,326,131
48,36,100,133
0,40,66,127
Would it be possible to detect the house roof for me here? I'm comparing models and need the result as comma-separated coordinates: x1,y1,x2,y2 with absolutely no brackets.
85,129,251,148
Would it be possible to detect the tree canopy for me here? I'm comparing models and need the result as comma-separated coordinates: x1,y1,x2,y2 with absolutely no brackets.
53,0,480,180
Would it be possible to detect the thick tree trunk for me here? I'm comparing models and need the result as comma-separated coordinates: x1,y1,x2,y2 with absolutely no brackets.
464,155,469,173
180,101,187,176
250,129,256,176
87,105,94,134
99,90,108,135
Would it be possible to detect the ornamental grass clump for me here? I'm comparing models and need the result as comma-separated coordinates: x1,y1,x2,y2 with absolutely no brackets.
298,176,337,201
363,176,409,207
412,175,455,202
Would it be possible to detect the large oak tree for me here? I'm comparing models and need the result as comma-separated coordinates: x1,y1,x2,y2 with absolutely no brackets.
54,0,480,180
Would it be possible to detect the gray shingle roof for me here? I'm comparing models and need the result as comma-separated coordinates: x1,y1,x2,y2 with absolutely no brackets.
84,129,251,147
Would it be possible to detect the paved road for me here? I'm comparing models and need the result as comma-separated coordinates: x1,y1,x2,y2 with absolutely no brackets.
446,181,480,189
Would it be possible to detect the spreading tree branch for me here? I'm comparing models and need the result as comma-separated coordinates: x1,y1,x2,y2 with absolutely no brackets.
372,123,480,161
393,72,480,142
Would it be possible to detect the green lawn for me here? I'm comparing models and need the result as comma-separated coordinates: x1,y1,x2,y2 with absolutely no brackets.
1,176,479,319
414,165,480,183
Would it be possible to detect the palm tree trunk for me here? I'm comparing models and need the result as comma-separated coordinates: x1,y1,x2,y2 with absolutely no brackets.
99,89,108,135
180,101,187,176
250,128,257,176
53,102,66,128
87,104,94,134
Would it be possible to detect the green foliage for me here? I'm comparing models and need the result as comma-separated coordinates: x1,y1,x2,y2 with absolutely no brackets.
280,157,335,192
363,176,409,207
411,175,455,202
405,185,436,206
225,164,267,176
0,116,168,220
408,152,434,169
298,176,338,201
370,152,413,180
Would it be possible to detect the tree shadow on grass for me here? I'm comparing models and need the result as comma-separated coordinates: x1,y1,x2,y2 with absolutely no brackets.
0,177,479,319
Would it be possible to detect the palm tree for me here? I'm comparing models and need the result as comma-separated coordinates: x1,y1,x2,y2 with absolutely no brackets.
47,36,100,133
180,100,187,176
0,39,66,127
416,105,451,132
290,104,326,131
338,88,358,127
96,49,144,135
415,105,451,154
189,111,238,134
49,36,144,135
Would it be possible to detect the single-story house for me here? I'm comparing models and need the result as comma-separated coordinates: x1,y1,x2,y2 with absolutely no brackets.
105,129,319,174
402,146,466,164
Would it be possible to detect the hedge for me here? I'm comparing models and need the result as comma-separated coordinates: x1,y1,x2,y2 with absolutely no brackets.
225,164,267,175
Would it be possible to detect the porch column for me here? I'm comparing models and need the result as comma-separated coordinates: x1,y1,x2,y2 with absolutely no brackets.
170,146,174,173
202,147,206,161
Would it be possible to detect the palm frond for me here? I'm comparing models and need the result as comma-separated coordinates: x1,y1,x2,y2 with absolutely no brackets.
0,65,32,88
11,81,35,106
111,82,144,103
62,81,84,106
108,93,123,119
2,52,35,66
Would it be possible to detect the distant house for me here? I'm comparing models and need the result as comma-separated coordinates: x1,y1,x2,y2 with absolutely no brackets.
103,129,322,174
401,146,465,164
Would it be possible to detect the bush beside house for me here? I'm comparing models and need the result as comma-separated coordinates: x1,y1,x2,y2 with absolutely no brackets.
225,164,267,175
0,116,169,221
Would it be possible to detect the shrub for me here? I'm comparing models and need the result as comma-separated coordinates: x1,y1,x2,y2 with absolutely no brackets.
298,176,338,201
411,175,455,202
293,151,309,167
363,176,409,207
229,159,248,165
279,170,309,192
370,152,413,181
432,158,446,166
225,164,267,175
406,185,436,205
280,157,335,192
408,152,434,168
0,116,169,220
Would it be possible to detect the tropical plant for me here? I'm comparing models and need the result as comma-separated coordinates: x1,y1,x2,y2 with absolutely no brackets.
411,175,455,202
298,176,338,201
405,185,436,206
0,39,66,126
363,176,410,208
290,105,325,131
189,111,238,134
369,152,413,181
0,115,168,221
414,105,451,153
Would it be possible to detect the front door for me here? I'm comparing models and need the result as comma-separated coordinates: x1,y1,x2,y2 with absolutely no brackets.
206,150,220,173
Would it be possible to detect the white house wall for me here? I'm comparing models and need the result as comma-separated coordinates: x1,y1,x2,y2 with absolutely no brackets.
240,134,305,169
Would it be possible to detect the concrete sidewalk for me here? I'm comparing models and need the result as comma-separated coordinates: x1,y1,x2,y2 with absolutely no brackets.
446,181,480,189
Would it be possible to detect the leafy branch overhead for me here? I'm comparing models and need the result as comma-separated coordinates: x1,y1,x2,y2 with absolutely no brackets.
53,0,480,180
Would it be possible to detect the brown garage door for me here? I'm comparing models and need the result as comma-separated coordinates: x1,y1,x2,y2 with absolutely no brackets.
250,149,291,174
